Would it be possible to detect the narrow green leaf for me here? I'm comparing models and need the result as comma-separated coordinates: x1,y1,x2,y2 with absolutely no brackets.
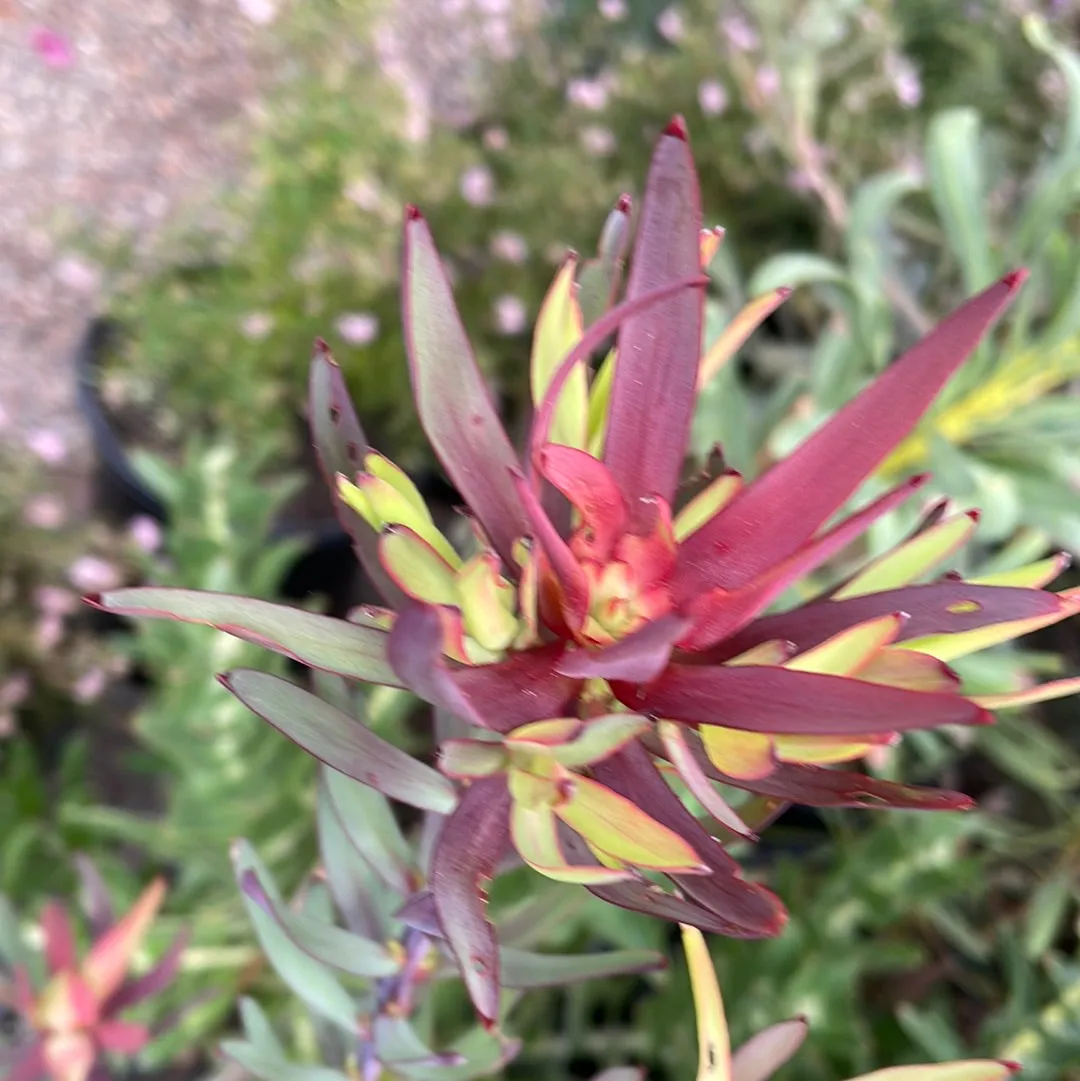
223,669,456,814
239,997,287,1058
499,946,663,988
92,588,402,687
221,1040,347,1081
748,253,848,295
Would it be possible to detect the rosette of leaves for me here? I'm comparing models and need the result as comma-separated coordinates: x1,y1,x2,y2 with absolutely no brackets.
222,716,664,1081
92,119,1080,1030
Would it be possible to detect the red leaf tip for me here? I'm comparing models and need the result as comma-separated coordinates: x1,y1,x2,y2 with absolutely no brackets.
775,285,793,299
215,673,233,691
83,593,104,609
615,192,632,213
908,472,932,488
1000,1062,1022,1073
664,115,689,140
965,508,982,523
404,203,423,222
1002,268,1029,290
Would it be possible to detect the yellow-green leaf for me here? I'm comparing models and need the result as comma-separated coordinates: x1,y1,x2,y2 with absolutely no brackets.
971,675,1080,710
680,924,731,1081
548,714,650,768
456,552,519,653
969,553,1067,589
510,801,632,884
697,288,790,391
587,348,617,455
700,726,774,781
773,734,881,766
846,1062,1018,1081
786,614,902,675
379,527,459,606
674,474,744,541
439,739,508,779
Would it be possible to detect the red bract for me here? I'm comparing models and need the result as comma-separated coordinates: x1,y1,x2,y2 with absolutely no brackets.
91,118,1080,1027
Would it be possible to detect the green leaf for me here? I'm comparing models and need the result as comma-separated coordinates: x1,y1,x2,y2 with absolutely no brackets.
748,253,848,295
499,946,663,988
322,766,415,896
926,109,997,294
1023,869,1074,959
221,1040,347,1081
0,893,28,969
237,849,400,978
239,997,287,1058
222,670,456,813
93,588,402,687
231,840,359,1031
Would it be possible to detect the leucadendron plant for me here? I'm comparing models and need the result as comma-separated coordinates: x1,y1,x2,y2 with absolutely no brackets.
91,118,1080,1027
0,858,185,1081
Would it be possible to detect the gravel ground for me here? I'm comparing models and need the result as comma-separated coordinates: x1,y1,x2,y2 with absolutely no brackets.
0,0,269,471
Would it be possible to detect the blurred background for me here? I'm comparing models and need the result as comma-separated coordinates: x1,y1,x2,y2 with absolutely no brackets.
3,0,1080,1078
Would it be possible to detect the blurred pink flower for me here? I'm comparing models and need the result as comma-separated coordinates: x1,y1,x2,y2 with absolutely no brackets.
482,127,509,151
460,164,495,206
237,0,278,24
26,429,69,464
888,56,923,108
567,77,610,111
335,312,380,346
31,28,75,69
0,674,30,710
581,125,616,156
755,65,780,100
129,515,164,553
656,6,685,41
24,495,66,529
73,667,108,704
68,555,122,593
490,231,528,264
55,255,102,294
598,0,627,19
720,14,759,51
35,586,77,617
239,312,275,341
0,714,15,739
493,295,527,335
35,614,65,652
698,80,729,116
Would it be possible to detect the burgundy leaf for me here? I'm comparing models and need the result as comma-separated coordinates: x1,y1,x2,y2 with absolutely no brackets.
592,743,786,937
710,582,1067,661
41,901,77,974
650,729,976,810
7,1041,47,1081
557,614,691,681
616,663,990,735
402,206,529,570
308,341,405,607
675,271,1026,594
604,117,704,514
431,777,511,1027
680,474,929,650
105,929,189,1013
395,890,444,938
74,855,115,937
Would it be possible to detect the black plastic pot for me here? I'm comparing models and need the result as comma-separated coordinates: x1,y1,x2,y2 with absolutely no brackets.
76,317,365,609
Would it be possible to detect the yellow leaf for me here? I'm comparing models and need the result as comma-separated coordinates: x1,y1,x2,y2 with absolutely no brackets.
674,474,744,541
587,347,617,456
697,289,790,391
680,925,732,1081
774,734,881,765
379,527,459,606
969,553,1067,589
786,614,902,675
456,552,519,653
700,726,774,780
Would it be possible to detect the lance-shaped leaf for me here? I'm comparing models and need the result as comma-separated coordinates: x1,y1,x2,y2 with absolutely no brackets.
402,206,529,569
833,512,979,599
223,1040,348,1081
380,526,460,605
578,194,633,327
558,614,691,682
655,730,975,810
395,1026,523,1081
970,675,1080,710
531,255,587,450
41,903,77,975
431,777,511,1027
618,663,989,735
547,714,650,768
73,857,115,940
593,743,786,936
323,767,415,896
604,117,703,514
970,553,1068,589
499,946,663,989
104,929,188,1013
681,924,731,1081
511,800,635,884
731,1019,809,1081
848,1064,1019,1081
714,582,1066,661
309,342,404,608
89,589,401,687
238,862,399,979
675,270,1026,595
538,445,627,559
682,475,930,651
82,877,166,1002
221,669,456,813
373,1016,466,1074
232,842,358,1031
697,288,791,390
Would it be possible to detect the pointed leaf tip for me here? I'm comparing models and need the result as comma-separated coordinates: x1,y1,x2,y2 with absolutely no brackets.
405,203,422,221
664,115,689,140
1002,268,1028,289
616,193,632,212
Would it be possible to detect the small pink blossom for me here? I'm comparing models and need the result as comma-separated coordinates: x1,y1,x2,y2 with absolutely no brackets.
239,312,275,341
493,295,527,335
35,614,65,653
31,28,75,69
0,674,30,710
581,125,616,157
335,313,380,346
888,57,922,108
55,256,102,294
0,714,15,739
720,14,759,51
460,165,495,206
490,231,529,264
697,80,728,116
68,555,122,593
567,77,610,111
237,0,278,24
36,586,77,617
755,65,780,101
482,127,509,152
73,667,108,704
23,495,66,529
598,0,627,20
656,6,685,41
26,429,69,464
128,515,164,553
